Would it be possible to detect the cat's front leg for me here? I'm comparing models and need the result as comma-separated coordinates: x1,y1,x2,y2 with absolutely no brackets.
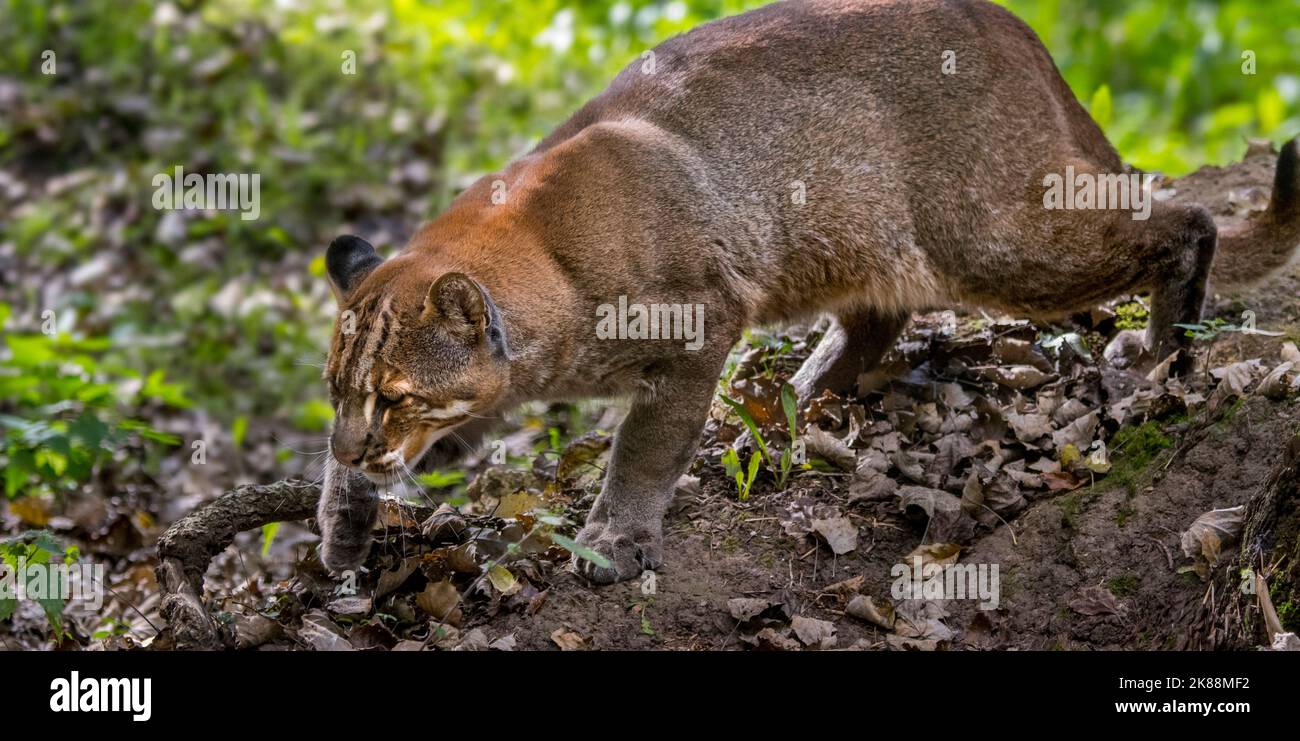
574,358,725,584
317,454,379,575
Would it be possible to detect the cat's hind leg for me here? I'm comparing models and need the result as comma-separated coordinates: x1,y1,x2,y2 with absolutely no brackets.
791,308,909,401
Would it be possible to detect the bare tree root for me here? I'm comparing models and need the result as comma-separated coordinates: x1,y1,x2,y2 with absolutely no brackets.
155,480,320,650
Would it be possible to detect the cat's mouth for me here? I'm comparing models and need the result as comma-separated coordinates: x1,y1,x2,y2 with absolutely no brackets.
361,468,402,486
356,423,465,486
358,449,407,486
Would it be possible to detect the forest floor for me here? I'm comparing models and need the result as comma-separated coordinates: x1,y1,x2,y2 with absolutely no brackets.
3,145,1299,652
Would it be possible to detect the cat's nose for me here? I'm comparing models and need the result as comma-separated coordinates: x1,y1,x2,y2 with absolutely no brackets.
331,445,364,468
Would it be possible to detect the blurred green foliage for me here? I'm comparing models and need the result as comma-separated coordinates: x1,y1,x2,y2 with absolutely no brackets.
0,0,1296,501
0,303,185,499
0,529,81,631
1002,0,1300,172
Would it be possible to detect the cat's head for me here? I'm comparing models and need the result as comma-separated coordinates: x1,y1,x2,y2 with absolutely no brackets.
322,235,510,484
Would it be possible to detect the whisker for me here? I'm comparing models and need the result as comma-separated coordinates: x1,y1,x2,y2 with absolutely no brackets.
446,430,476,456
271,432,331,456
400,460,442,510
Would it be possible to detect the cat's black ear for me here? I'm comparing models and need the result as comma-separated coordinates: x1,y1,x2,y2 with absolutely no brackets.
326,235,383,301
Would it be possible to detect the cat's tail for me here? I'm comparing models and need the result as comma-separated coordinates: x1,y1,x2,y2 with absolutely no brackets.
1211,136,1300,290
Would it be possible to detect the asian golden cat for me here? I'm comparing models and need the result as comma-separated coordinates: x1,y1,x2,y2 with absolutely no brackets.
315,0,1300,583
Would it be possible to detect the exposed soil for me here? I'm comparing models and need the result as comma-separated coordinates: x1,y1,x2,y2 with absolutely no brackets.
476,397,1295,651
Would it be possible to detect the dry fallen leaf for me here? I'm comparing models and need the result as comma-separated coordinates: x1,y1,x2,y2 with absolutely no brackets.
811,516,858,555
1068,585,1126,617
327,596,373,616
752,627,801,651
374,557,421,600
298,610,355,652
803,426,856,471
496,491,544,520
234,613,283,649
846,594,896,629
487,564,523,595
9,497,51,527
1007,412,1052,443
416,580,462,625
550,628,587,651
1180,505,1245,578
897,487,977,543
892,599,953,649
849,464,898,502
1051,410,1099,453
970,364,1053,390
727,597,774,622
822,575,865,598
1258,362,1296,400
791,616,837,649
1282,342,1300,365
904,542,963,568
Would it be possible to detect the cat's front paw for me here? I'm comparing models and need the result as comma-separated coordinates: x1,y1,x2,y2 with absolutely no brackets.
319,535,370,577
572,522,662,584
317,460,379,577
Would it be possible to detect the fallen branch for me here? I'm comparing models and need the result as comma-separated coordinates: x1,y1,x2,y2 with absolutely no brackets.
155,479,321,650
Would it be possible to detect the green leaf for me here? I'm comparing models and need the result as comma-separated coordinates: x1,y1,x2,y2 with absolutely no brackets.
141,369,191,408
5,448,33,498
292,400,334,432
743,450,762,501
68,412,109,449
781,383,798,440
119,419,181,446
718,395,771,465
549,533,612,569
5,335,55,367
721,447,741,479
1090,84,1112,128
415,469,466,488
308,254,327,277
232,416,248,448
260,522,280,557
34,448,67,477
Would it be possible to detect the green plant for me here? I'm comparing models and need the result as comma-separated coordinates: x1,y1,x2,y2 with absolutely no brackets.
721,445,761,501
91,617,133,641
1114,300,1150,330
1102,420,1175,495
748,331,795,378
546,531,611,570
260,522,281,557
718,382,800,498
416,470,468,490
636,601,655,636
1174,317,1243,341
0,530,80,634
0,309,186,500
777,382,799,488
1107,573,1141,597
